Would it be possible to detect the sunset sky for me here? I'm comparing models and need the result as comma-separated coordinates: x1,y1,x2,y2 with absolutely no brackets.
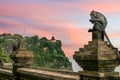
0,0,120,57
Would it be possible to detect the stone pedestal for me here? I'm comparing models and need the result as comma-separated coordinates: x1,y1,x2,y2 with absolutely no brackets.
92,31,103,41
73,31,120,80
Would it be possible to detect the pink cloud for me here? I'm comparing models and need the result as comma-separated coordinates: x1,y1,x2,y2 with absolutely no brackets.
0,17,52,38
1,1,120,20
0,3,55,21
50,1,120,14
0,28,7,34
63,26,91,57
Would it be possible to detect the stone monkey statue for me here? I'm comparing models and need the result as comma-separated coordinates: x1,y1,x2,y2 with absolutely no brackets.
89,10,107,32
88,10,113,47
88,10,120,63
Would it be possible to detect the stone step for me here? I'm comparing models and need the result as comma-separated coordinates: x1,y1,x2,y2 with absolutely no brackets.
84,45,93,51
84,45,88,48
88,41,93,45
98,45,112,51
98,54,118,60
79,48,85,52
98,41,108,44
74,51,79,55
88,41,108,45
74,54,98,60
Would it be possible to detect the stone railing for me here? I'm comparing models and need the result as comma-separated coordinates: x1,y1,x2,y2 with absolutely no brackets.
0,40,80,80
1,67,120,80
0,67,80,80
17,67,80,80
0,68,14,80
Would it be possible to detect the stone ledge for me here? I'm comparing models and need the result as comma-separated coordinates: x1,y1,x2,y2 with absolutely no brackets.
17,67,80,80
79,71,105,77
0,68,12,76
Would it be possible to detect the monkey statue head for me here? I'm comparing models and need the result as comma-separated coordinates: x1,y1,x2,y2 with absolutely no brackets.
90,10,107,28
90,10,97,19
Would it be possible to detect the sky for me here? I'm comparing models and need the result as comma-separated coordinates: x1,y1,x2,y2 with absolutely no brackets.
0,0,120,57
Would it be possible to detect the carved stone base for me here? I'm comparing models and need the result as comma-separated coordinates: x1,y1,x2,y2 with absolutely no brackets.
92,31,103,41
73,31,120,80
73,39,119,72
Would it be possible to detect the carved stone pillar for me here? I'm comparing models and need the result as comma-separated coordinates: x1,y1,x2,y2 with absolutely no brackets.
73,31,120,80
10,41,34,80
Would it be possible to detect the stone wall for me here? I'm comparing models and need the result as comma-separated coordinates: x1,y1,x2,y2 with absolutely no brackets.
1,67,120,80
0,67,80,80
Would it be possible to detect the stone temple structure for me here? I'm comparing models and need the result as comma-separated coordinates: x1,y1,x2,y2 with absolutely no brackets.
1,11,120,80
73,11,120,80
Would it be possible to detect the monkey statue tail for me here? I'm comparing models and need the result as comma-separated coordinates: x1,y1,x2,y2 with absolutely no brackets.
104,30,120,64
104,31,114,48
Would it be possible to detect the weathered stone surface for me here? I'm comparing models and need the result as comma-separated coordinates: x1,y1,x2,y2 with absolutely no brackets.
0,67,80,80
74,35,119,72
10,41,34,80
73,30,120,80
10,42,34,65
17,67,80,80
0,68,14,80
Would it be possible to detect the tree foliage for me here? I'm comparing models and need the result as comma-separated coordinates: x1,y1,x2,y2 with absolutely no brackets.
25,36,72,70
0,36,13,62
0,33,72,70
